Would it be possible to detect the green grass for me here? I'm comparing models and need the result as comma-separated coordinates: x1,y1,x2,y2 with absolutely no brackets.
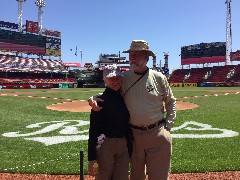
172,93,240,173
0,87,239,174
0,88,104,100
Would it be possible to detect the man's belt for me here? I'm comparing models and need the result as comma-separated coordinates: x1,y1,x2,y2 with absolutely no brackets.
130,119,165,131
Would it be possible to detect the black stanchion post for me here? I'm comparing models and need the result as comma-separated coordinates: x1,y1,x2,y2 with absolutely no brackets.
80,150,84,180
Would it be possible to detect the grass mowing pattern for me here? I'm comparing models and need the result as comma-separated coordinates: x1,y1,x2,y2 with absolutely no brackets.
0,87,239,174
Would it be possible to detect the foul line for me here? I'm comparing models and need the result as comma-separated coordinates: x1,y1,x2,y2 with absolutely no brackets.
2,153,79,172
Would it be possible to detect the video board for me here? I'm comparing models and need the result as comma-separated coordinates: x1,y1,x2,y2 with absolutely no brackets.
0,20,62,56
0,29,46,54
181,42,226,65
181,42,226,59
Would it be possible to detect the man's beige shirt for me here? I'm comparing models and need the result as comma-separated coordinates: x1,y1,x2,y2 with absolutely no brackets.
121,69,176,128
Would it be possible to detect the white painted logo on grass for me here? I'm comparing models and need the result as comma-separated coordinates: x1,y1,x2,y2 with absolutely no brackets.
172,121,239,138
2,120,238,146
2,120,89,146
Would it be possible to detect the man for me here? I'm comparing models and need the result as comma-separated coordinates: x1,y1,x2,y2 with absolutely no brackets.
89,40,176,180
88,65,130,180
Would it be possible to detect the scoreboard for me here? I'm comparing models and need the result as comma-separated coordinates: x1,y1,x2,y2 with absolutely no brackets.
0,29,46,54
45,36,61,56
181,42,226,59
180,42,226,65
0,27,61,57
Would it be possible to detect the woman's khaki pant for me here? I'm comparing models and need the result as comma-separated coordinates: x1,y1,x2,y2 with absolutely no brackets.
96,137,129,180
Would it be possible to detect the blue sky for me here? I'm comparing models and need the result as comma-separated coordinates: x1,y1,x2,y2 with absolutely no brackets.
1,0,240,72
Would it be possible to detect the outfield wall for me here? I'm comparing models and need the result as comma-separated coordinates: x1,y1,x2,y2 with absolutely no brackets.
0,83,77,89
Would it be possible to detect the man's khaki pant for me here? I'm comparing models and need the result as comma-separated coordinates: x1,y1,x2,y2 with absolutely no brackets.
96,137,129,180
130,125,172,180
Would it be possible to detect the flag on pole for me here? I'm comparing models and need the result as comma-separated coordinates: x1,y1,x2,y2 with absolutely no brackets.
75,46,77,56
80,50,82,63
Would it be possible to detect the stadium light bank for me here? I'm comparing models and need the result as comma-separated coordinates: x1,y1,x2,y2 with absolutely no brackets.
35,0,46,35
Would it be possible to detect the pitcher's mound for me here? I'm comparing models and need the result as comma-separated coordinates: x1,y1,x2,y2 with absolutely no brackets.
46,100,198,112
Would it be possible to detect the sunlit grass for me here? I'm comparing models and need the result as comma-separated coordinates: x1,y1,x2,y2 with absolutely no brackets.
0,87,239,174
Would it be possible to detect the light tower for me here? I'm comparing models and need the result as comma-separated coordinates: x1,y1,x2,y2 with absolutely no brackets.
16,0,26,32
152,53,156,70
225,0,232,63
163,52,170,78
35,0,45,34
163,52,169,68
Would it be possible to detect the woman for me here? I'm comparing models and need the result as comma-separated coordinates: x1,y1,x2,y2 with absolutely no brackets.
88,65,131,180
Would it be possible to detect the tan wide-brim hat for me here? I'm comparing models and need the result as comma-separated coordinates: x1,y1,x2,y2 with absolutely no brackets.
123,40,155,57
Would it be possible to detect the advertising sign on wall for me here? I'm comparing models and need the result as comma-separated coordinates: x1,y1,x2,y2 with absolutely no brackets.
64,63,81,67
42,28,61,37
26,20,38,33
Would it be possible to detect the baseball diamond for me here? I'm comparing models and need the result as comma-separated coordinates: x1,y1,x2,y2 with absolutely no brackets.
0,88,239,180
1,0,240,179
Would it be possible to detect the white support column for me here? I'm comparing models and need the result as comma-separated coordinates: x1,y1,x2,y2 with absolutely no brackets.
17,0,26,32
226,0,232,64
35,0,45,35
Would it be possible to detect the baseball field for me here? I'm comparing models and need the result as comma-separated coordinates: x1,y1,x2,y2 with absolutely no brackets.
0,87,239,179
